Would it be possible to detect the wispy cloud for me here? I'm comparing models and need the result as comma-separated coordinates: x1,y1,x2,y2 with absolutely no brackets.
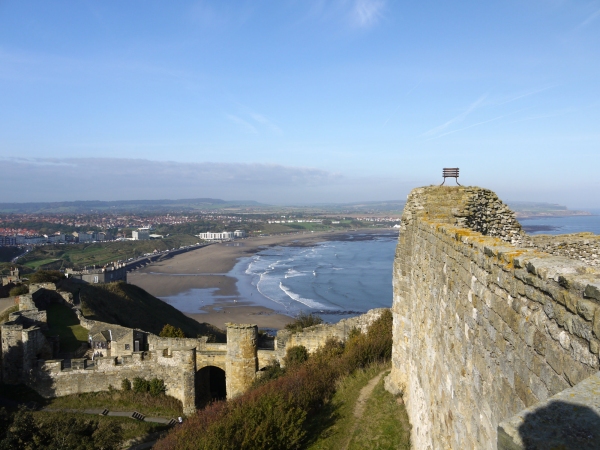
422,95,487,137
495,85,557,105
226,114,258,134
576,7,600,29
249,112,283,134
351,0,386,28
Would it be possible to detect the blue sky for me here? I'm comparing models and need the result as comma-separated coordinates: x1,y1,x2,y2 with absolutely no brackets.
1,1,599,207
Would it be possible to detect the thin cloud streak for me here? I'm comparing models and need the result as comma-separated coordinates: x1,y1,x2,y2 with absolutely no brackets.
421,94,487,137
496,85,557,105
576,8,600,29
352,0,386,28
249,112,283,134
226,114,258,134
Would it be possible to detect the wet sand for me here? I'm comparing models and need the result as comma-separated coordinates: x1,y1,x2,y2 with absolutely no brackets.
128,230,367,330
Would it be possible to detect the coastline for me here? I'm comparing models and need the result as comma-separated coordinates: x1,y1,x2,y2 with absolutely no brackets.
128,229,393,330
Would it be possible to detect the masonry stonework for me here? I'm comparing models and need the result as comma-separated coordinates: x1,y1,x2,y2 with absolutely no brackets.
386,185,600,449
225,323,258,399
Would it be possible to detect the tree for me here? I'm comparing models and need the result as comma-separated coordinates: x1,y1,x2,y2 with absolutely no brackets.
159,324,185,338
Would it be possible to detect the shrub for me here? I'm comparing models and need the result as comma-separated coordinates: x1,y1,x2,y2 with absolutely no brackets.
121,378,131,391
154,309,394,450
9,284,28,297
252,361,285,388
159,324,186,338
283,345,309,369
28,270,65,284
149,378,166,397
284,312,323,333
132,377,150,393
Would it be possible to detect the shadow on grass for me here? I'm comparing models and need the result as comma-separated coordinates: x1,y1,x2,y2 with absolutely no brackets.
45,303,88,352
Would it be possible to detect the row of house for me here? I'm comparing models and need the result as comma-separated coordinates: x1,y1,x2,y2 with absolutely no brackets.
197,230,246,241
0,231,112,246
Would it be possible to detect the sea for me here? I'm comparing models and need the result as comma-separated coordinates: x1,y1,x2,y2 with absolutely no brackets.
520,209,600,235
160,231,398,324
162,212,600,324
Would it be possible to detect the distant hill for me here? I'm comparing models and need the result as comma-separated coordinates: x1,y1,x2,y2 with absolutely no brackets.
70,281,226,341
0,198,265,214
506,201,591,219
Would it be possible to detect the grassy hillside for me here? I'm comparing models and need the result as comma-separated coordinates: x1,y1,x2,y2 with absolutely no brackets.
0,247,22,263
16,234,200,270
72,281,225,341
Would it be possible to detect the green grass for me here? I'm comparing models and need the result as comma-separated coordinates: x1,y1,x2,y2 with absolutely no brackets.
45,303,89,352
306,365,410,450
23,258,61,269
31,411,170,442
47,389,183,418
17,234,200,269
348,373,411,450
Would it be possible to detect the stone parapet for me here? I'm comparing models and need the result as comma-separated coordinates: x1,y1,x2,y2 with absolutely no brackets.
387,185,600,450
498,370,600,449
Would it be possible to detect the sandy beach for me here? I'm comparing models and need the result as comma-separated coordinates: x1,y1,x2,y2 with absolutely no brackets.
128,230,370,330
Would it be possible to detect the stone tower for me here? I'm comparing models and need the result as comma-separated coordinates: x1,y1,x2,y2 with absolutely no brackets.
225,323,258,399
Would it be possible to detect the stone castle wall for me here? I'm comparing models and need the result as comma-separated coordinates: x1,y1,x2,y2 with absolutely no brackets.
524,232,600,267
386,186,600,449
35,348,197,415
275,308,387,361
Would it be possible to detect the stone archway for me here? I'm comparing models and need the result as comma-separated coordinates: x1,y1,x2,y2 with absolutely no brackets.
195,366,226,408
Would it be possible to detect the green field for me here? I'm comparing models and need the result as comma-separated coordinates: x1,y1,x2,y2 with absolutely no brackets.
16,234,200,269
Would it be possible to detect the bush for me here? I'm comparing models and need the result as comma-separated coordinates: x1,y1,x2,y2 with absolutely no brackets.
132,377,150,393
149,378,166,397
159,324,186,338
28,270,65,284
252,362,286,388
284,312,323,333
8,284,28,297
283,345,309,369
121,378,131,391
155,309,394,450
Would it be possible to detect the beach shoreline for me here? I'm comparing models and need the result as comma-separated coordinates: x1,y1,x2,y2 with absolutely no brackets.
128,229,396,330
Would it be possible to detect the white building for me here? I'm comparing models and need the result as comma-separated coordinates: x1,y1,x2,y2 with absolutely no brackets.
197,230,245,241
132,229,150,240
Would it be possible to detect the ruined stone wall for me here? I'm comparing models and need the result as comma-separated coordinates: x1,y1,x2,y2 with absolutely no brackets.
275,308,387,361
386,186,600,450
9,309,47,328
524,232,600,267
1,323,50,384
34,348,197,415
